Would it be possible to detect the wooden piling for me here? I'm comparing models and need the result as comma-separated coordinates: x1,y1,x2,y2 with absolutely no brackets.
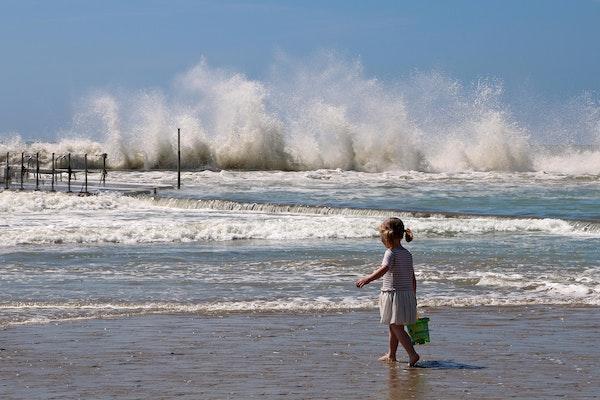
51,153,55,192
4,152,9,189
101,153,107,186
177,128,181,190
20,152,24,190
84,153,88,194
67,153,72,193
35,152,40,191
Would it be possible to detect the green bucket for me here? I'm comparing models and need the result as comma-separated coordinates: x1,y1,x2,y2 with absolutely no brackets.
407,317,430,345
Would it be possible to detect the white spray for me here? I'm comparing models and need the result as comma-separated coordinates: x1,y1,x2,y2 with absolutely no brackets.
1,55,598,174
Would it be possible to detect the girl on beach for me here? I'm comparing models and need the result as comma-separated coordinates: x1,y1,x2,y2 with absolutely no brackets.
356,217,420,366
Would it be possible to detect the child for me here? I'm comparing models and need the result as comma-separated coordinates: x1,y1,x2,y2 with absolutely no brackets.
356,217,420,366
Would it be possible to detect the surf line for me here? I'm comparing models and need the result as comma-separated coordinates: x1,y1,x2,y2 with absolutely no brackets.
144,196,600,224
144,196,600,228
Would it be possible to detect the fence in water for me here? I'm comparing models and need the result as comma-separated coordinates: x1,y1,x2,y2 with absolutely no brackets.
1,130,184,195
1,152,107,195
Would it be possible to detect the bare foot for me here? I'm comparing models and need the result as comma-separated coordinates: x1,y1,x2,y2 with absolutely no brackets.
408,353,420,367
378,354,397,362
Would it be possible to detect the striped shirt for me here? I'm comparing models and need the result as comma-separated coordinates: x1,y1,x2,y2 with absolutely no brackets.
380,246,414,291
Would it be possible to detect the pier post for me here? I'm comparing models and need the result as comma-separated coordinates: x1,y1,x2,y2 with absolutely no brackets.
177,128,181,190
84,153,88,194
67,153,72,193
101,153,107,186
4,152,9,189
51,153,55,192
20,152,24,190
35,152,40,191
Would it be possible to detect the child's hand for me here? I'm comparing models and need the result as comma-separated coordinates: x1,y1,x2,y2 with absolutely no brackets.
405,228,414,242
355,277,369,288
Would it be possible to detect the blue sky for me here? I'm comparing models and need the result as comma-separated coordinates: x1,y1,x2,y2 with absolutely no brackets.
0,0,599,139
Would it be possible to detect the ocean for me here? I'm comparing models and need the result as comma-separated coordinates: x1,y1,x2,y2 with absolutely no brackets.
1,169,598,327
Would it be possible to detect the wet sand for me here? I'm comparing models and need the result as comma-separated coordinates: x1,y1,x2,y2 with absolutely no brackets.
1,306,597,399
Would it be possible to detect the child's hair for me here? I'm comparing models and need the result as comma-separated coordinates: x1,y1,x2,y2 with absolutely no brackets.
379,217,413,248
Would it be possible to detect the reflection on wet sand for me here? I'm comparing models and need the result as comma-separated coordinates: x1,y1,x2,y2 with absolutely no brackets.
388,364,425,400
386,359,485,399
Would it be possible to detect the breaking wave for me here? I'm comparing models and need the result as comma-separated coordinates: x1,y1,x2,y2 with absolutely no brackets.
0,191,598,247
1,55,599,174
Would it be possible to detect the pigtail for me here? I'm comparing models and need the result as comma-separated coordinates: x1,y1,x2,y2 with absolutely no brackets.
404,228,414,243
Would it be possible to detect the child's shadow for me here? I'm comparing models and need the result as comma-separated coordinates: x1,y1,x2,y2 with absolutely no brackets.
414,360,485,370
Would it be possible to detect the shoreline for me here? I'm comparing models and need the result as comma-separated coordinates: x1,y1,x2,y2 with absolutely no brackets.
1,305,597,399
2,303,599,330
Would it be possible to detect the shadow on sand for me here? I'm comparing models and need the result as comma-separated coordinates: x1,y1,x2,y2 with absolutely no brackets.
414,360,485,370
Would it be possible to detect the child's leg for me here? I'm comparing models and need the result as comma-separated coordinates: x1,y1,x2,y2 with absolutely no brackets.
389,324,420,366
379,325,399,362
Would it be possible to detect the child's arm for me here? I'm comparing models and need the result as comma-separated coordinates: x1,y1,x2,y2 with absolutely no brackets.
412,272,417,293
355,265,389,288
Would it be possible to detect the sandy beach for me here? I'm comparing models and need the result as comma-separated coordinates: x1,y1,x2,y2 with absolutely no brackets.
1,305,597,399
